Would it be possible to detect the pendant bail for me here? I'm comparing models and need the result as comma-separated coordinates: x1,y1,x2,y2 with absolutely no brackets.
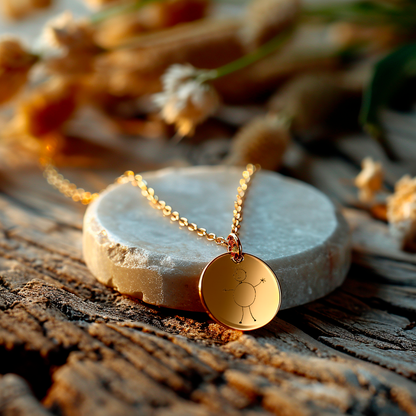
227,233,244,263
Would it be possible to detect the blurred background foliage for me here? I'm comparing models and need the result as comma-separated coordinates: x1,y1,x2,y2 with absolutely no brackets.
0,0,414,168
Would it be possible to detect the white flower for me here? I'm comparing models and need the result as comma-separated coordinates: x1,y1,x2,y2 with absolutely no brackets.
153,64,219,137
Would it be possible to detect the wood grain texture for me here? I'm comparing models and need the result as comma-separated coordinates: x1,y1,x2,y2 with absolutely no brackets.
1,156,416,416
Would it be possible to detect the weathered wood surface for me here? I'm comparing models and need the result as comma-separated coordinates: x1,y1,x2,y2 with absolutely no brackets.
1,144,416,416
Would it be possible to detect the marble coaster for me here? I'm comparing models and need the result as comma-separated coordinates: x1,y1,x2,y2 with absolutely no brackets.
83,166,351,312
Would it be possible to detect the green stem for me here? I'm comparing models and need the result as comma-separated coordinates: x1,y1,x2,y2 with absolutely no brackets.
90,0,166,24
202,28,294,82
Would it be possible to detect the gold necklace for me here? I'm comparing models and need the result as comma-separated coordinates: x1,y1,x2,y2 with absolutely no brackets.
43,161,282,331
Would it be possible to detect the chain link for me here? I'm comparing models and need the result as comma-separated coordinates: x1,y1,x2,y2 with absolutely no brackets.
42,160,259,247
43,163,100,205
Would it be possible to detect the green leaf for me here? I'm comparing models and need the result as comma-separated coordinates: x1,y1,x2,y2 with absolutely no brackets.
360,43,416,140
303,1,416,27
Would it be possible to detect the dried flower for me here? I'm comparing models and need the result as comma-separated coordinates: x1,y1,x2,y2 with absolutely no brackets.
1,0,52,20
354,157,384,204
223,114,291,170
94,13,147,49
215,25,341,102
152,0,209,28
240,0,300,50
0,37,38,105
82,0,119,9
268,72,347,133
94,18,242,96
387,175,416,252
328,22,398,53
153,64,219,136
8,78,80,138
38,11,99,76
94,0,209,48
41,11,96,52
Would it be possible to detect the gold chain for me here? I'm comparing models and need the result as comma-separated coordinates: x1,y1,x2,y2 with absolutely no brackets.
118,164,259,247
43,163,100,205
42,160,259,247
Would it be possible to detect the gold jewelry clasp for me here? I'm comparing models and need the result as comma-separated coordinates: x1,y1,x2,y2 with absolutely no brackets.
227,233,244,263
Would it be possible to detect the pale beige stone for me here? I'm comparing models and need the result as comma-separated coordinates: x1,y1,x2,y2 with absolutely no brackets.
83,166,351,312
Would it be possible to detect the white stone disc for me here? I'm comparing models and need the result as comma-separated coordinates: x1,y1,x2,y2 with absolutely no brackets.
83,166,351,312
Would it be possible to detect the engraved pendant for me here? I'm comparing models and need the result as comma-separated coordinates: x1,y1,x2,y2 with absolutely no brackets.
198,252,282,331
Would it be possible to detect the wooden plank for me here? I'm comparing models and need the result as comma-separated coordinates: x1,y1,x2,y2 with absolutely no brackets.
1,159,416,415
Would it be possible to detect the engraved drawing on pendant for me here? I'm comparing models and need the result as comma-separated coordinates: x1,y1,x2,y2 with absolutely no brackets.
199,253,282,331
224,268,266,323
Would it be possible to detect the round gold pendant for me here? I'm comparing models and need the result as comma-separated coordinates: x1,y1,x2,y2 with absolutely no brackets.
199,253,282,331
